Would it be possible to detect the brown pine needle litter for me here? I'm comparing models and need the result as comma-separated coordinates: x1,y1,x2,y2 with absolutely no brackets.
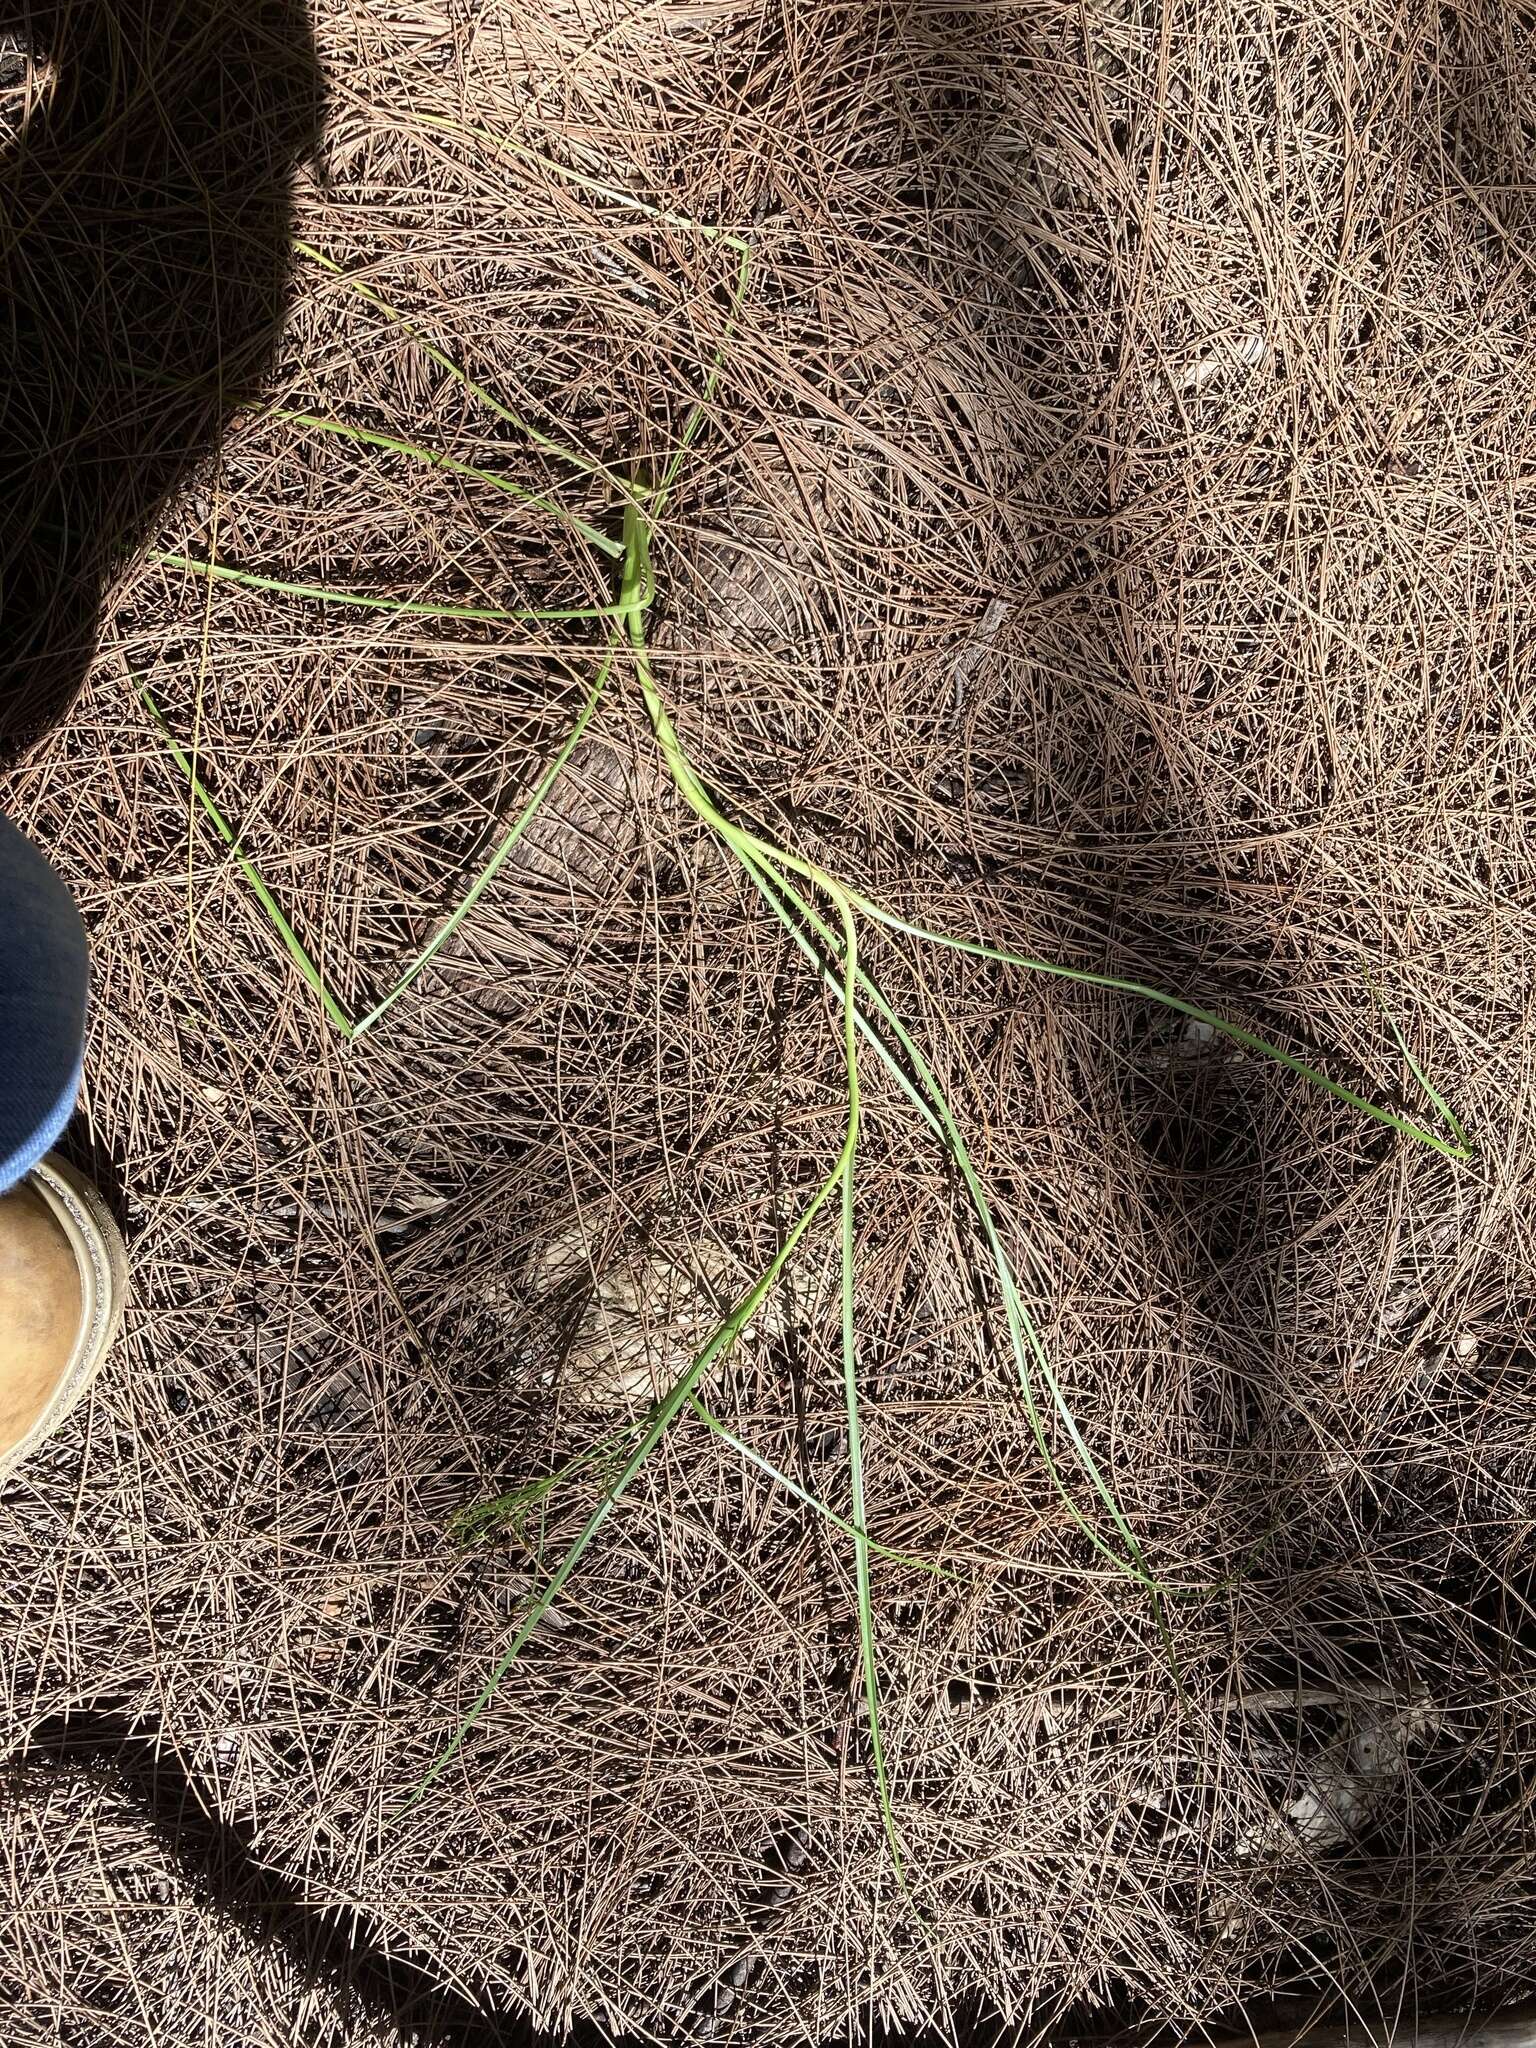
4,0,1536,2043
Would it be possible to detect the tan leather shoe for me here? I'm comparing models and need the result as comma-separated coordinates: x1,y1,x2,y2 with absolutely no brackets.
0,1155,127,1480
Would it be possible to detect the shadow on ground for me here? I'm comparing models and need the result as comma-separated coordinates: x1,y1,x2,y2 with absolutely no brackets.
0,0,321,757
9,1707,594,2046
6,1708,1025,2045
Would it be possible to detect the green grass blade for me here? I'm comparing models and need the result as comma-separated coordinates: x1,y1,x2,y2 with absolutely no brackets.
828,887,907,1881
844,896,1470,1163
685,1394,947,1577
140,684,356,1038
354,635,621,1037
738,848,1231,1643
400,1118,854,1814
152,549,637,625
840,1100,906,1883
295,240,638,499
457,1389,947,1574
734,846,1160,1588
1365,968,1472,1155
269,409,623,558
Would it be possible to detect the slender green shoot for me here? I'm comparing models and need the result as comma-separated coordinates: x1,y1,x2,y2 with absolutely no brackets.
739,854,1253,1617
838,1052,905,1882
700,811,1464,1607
1365,967,1472,1158
152,549,640,626
269,409,623,558
140,684,356,1039
685,1393,949,1577
296,240,641,501
842,898,1471,1164
353,634,624,1037
148,642,628,1039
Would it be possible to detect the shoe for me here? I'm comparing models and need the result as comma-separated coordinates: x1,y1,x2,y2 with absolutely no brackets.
0,1154,127,1481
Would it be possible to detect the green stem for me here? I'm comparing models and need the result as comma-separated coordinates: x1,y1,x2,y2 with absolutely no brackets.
842,898,1469,1163
685,1393,947,1577
269,409,622,558
140,685,356,1038
296,240,643,504
152,549,637,626
354,635,624,1037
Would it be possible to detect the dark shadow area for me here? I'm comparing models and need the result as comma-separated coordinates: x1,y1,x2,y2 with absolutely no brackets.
12,1704,1075,2048
8,1705,625,2047
879,0,1536,2037
0,0,322,758
6,1711,1172,2048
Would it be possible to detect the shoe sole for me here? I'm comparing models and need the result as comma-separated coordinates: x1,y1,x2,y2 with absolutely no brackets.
0,1154,128,1482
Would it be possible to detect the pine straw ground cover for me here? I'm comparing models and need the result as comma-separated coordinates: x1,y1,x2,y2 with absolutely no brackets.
4,0,1536,2041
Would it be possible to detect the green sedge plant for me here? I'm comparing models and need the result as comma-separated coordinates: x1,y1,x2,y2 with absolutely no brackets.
147,121,1470,1875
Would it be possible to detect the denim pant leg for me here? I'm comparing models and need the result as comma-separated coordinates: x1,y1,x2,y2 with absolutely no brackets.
0,816,87,1192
